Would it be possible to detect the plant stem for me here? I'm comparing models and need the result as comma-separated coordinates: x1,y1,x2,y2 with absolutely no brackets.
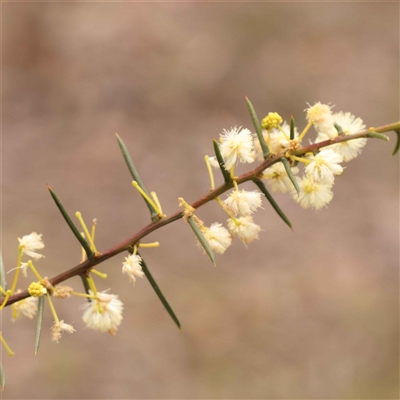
3,121,399,307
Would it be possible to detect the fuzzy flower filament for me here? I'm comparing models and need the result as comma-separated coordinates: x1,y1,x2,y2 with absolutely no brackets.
82,290,124,335
19,262,29,278
262,163,299,193
51,320,75,343
227,216,261,245
219,126,255,170
223,189,262,217
254,122,299,159
305,149,344,184
18,233,45,260
202,223,232,255
122,254,145,283
317,111,367,161
11,291,38,320
305,102,336,139
292,175,334,210
207,156,220,169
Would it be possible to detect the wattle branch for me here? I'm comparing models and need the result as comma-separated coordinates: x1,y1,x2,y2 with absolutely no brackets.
3,121,399,307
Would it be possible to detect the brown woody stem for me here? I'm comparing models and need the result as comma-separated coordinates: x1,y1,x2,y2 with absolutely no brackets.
4,121,399,306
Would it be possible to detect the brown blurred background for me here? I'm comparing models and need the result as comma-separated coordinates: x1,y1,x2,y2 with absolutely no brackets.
2,2,399,399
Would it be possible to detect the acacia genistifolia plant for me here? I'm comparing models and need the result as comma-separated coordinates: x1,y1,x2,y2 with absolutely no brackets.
1,99,399,388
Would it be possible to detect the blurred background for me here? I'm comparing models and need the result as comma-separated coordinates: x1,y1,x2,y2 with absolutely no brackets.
2,2,399,399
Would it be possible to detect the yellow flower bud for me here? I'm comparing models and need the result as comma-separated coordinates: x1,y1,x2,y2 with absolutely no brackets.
27,282,47,297
261,112,283,130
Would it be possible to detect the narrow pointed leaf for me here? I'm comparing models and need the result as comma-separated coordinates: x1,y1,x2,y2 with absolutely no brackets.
290,116,295,140
334,123,343,135
245,97,270,159
116,134,159,222
392,129,400,155
47,186,93,258
212,139,232,185
138,252,181,330
34,296,45,354
281,158,300,194
365,131,389,141
253,179,292,229
0,253,7,292
80,275,92,302
0,363,5,390
187,215,215,266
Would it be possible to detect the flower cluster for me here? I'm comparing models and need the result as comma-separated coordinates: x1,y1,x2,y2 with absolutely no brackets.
193,127,265,254
219,126,255,169
209,103,366,234
289,104,366,209
258,104,366,210
316,111,367,162
9,232,125,344
122,254,144,283
224,189,263,217
262,163,299,193
202,222,232,254
254,121,299,160
190,125,267,253
82,290,124,336
1,99,381,368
